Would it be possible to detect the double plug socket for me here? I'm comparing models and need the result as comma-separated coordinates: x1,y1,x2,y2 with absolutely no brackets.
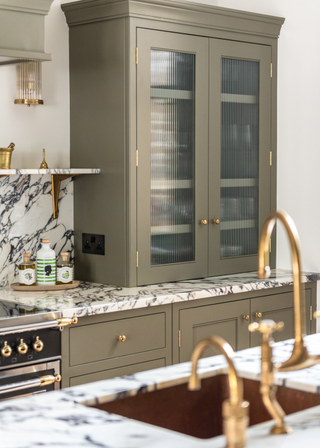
82,233,105,255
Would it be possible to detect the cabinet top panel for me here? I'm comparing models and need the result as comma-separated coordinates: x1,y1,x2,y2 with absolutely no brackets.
62,0,284,40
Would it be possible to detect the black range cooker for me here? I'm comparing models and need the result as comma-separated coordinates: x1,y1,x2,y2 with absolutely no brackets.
0,299,77,400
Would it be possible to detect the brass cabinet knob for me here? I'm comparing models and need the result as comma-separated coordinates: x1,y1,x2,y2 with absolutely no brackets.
33,336,44,352
212,219,220,225
1,341,12,358
254,312,262,319
17,339,28,355
242,315,250,321
118,335,126,343
200,220,208,225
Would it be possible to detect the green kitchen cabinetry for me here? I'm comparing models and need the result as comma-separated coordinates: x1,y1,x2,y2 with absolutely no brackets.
172,282,317,363
63,0,284,287
61,305,172,388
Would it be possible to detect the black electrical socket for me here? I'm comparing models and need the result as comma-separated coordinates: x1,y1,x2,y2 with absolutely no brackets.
82,233,105,255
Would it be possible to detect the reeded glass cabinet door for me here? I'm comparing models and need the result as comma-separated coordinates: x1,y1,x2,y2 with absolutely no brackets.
209,40,272,275
137,29,208,285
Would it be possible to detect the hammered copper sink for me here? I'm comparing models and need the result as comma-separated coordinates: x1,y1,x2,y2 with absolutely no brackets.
90,375,320,440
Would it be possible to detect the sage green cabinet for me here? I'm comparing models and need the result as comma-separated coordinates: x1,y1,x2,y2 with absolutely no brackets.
173,283,316,363
63,0,284,287
61,305,172,388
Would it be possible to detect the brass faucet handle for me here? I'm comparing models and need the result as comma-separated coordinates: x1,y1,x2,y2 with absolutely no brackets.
249,319,284,338
313,310,320,319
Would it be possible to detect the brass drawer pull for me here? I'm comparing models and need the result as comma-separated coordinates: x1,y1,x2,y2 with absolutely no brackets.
242,315,250,321
118,335,126,343
255,312,262,319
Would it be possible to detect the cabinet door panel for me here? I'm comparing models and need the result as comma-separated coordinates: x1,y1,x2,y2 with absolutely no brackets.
137,29,209,285
209,40,272,275
179,300,250,362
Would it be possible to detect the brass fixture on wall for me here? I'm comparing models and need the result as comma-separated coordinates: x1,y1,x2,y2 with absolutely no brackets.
14,62,44,106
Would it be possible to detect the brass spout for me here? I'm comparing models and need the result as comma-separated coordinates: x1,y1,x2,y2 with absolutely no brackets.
188,336,249,448
259,211,320,371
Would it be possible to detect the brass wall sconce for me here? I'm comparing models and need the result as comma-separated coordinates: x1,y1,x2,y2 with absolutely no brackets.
14,62,43,106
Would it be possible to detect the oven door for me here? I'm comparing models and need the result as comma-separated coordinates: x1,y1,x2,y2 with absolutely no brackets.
0,360,60,400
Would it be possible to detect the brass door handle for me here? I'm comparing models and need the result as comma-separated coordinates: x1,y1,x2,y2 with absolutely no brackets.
118,335,126,343
254,312,262,319
200,220,208,225
212,219,220,225
242,315,250,321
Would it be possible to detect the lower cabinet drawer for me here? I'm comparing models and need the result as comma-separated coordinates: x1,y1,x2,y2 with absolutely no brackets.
69,358,166,387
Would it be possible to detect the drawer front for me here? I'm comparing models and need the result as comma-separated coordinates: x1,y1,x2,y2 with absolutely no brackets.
69,358,166,387
69,312,166,366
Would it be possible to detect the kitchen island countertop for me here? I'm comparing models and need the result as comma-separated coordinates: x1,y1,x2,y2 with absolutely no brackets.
1,333,320,447
0,268,319,321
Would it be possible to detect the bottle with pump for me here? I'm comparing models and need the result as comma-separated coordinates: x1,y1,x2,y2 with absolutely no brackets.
36,239,56,285
56,252,74,285
18,253,36,286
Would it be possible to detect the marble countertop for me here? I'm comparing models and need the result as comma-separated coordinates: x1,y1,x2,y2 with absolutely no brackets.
1,333,320,447
0,269,319,321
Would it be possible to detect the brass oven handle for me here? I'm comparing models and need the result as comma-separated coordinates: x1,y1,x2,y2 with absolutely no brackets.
0,374,61,395
0,317,78,336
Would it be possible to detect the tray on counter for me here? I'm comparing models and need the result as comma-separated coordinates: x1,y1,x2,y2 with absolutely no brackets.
10,280,81,291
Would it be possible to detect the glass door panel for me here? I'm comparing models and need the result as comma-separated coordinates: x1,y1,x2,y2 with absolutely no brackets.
220,58,259,258
208,39,271,276
137,29,208,285
150,50,195,265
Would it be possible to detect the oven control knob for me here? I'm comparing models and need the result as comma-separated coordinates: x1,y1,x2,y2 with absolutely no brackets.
33,336,44,352
17,339,28,355
1,341,12,358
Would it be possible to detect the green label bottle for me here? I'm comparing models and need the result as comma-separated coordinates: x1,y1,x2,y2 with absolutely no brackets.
18,253,36,286
57,252,73,285
36,239,56,285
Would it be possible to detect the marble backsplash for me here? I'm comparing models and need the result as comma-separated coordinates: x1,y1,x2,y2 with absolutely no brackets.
0,174,73,286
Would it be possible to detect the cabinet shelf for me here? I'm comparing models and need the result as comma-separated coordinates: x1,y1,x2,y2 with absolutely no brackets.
151,224,192,235
220,219,256,230
221,93,256,104
151,88,193,100
0,168,100,219
151,180,193,190
221,178,257,188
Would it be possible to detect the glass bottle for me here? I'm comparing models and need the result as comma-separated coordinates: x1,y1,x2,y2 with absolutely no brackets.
36,239,56,285
18,253,36,286
56,252,73,285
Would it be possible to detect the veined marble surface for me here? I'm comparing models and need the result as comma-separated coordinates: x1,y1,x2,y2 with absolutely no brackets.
0,269,319,320
0,174,74,287
1,334,320,447
0,168,100,175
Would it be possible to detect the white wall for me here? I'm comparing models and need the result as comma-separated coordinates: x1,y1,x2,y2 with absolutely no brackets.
2,0,320,296
0,0,70,169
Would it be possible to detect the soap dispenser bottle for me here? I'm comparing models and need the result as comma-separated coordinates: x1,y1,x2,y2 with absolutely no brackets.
36,239,56,285
56,252,73,285
18,253,36,286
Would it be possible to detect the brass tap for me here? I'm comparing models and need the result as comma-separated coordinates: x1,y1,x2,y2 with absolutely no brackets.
258,211,320,371
249,319,292,435
188,336,249,448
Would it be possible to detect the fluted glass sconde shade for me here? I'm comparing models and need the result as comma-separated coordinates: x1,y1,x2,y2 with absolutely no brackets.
14,62,43,106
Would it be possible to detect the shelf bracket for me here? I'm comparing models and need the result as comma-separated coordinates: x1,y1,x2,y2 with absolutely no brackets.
52,174,80,219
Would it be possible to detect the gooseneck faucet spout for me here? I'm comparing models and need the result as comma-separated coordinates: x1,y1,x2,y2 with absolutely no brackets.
258,210,320,371
188,336,249,448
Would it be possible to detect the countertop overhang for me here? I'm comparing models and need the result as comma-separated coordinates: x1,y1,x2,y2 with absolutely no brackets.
0,269,319,321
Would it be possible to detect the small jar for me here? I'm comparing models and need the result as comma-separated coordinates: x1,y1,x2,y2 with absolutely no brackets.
36,239,56,285
18,253,36,286
56,252,74,285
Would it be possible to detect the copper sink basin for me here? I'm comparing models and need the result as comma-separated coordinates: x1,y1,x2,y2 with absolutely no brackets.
90,374,320,440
